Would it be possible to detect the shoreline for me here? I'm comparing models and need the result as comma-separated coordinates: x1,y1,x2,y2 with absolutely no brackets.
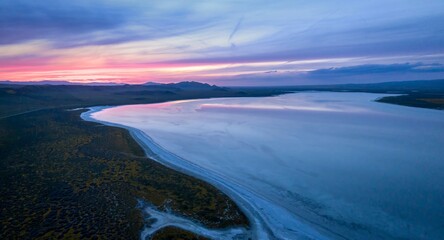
138,200,249,239
81,104,329,240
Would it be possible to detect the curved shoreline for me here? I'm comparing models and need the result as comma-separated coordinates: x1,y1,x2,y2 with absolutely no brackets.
81,106,328,240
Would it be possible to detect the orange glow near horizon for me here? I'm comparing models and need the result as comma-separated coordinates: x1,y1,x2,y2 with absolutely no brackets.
0,53,322,84
0,38,365,84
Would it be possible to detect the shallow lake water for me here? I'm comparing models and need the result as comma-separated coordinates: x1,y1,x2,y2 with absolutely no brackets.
91,92,444,239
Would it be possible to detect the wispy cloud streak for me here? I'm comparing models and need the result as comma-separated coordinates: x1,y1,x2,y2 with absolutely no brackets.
228,17,244,41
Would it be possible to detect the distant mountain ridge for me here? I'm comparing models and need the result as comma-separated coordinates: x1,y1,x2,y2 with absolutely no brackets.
165,81,218,89
141,81,222,90
142,81,163,86
0,80,219,89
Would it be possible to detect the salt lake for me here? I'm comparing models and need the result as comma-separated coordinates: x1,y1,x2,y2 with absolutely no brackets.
88,92,444,239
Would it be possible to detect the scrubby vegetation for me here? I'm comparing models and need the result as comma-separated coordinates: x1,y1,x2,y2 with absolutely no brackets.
151,227,209,240
0,108,248,239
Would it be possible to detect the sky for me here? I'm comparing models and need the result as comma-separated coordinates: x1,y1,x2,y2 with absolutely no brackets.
0,0,443,86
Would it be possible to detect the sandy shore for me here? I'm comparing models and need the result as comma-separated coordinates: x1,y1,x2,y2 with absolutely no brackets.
81,106,328,240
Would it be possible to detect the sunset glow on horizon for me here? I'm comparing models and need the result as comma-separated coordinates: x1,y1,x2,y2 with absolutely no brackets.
1,1,443,85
